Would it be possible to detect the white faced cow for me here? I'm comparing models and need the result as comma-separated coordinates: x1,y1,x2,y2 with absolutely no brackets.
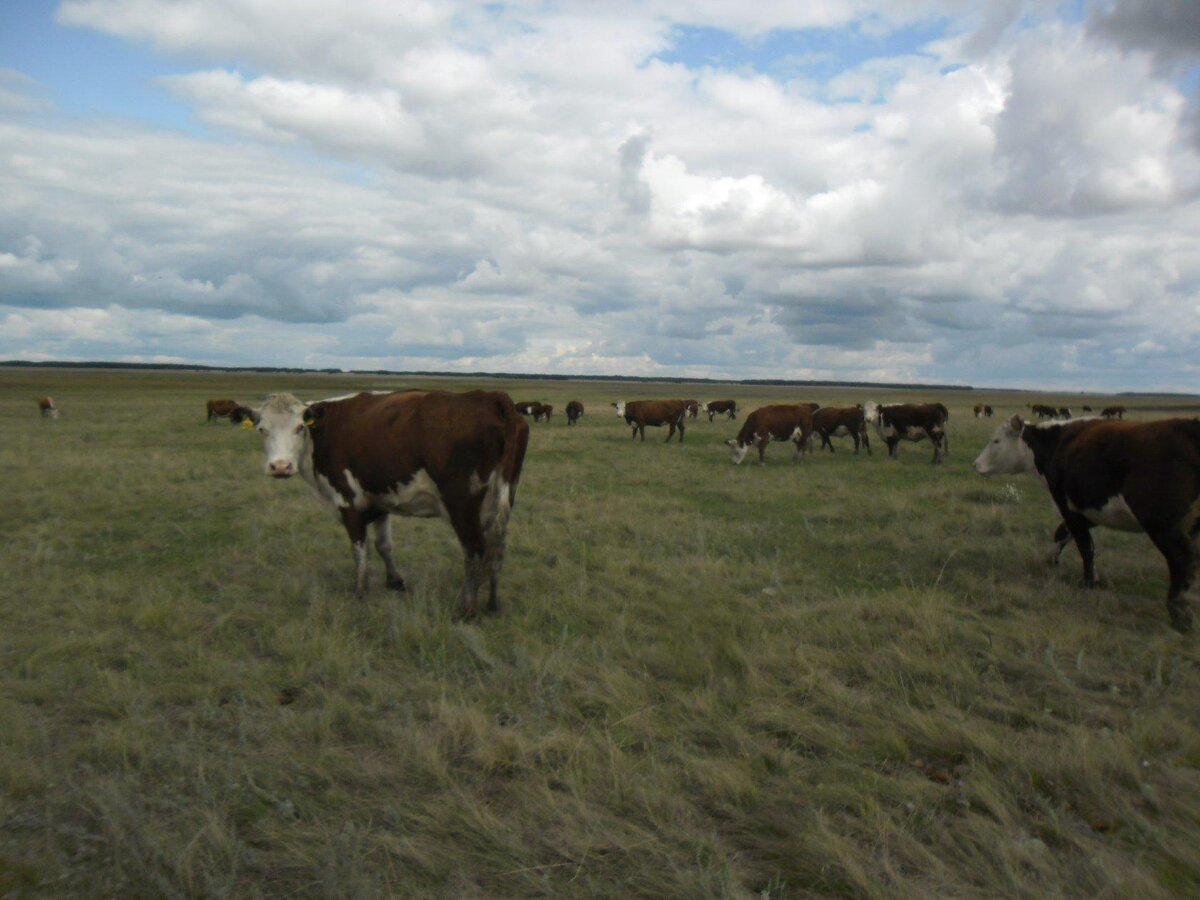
233,390,529,620
974,414,1200,632
863,401,949,463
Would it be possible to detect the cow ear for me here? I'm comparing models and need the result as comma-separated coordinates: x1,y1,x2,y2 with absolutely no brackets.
302,404,326,428
1007,414,1023,433
231,406,259,427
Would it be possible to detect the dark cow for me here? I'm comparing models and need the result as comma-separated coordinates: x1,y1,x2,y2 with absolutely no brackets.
863,401,949,463
565,400,584,425
37,396,58,419
726,405,815,465
813,405,871,455
514,401,539,417
1058,407,1072,419
984,405,994,417
1031,403,1058,419
974,415,1200,632
683,399,700,419
206,398,240,422
232,390,529,620
703,400,737,422
1101,405,1127,419
613,400,687,442
532,402,553,422
1081,406,1093,413
973,404,995,418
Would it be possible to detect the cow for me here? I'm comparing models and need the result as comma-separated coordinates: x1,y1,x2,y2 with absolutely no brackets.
1058,407,1072,419
612,400,687,442
231,390,529,620
1031,404,1058,419
514,401,539,417
1101,405,1127,419
703,400,737,422
863,401,949,463
973,414,1200,632
683,399,700,419
37,396,58,419
974,404,984,418
726,405,815,465
565,400,584,425
984,405,994,417
532,402,553,422
1081,406,1093,413
973,404,995,419
206,399,241,422
813,405,871,455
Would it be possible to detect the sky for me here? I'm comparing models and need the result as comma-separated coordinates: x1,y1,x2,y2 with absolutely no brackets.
1,1,1199,390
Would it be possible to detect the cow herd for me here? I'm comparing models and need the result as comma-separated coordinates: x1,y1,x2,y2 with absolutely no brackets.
28,389,1200,632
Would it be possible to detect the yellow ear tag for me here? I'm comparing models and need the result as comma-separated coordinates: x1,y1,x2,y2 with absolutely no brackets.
303,417,316,428
242,418,255,430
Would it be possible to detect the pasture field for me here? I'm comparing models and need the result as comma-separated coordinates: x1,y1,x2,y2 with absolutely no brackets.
3,367,1200,898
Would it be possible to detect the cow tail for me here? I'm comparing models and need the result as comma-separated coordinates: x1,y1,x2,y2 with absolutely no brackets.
500,399,530,507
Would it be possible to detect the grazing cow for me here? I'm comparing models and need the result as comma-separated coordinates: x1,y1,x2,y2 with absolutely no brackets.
974,404,995,418
726,404,815,465
863,401,949,463
1031,403,1058,419
37,396,58,419
613,400,688,442
232,390,529,620
565,400,584,425
206,399,241,422
813,405,871,454
683,399,700,419
1058,407,1072,419
703,400,738,422
532,402,553,422
1101,405,1127,419
514,401,539,417
973,414,1200,632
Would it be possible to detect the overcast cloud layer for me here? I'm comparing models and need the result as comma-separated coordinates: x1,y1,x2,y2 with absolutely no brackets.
2,0,1199,389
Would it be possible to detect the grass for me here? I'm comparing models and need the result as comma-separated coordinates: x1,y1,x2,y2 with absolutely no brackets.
2,368,1200,897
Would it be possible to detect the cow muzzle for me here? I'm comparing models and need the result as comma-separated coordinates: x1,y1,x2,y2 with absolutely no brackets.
268,459,296,478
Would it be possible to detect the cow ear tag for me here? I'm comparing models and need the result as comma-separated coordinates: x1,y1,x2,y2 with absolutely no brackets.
242,418,255,430
304,416,316,428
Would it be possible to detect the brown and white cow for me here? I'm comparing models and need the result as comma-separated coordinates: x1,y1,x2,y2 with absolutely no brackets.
1101,405,1127,419
232,390,529,620
703,400,737,422
206,398,241,422
1058,406,1072,419
813,405,871,454
973,414,1200,632
532,402,553,422
1031,403,1058,419
613,400,687,442
37,396,58,419
514,401,539,417
973,404,995,418
565,400,584,425
863,401,949,463
726,405,815,465
683,399,700,419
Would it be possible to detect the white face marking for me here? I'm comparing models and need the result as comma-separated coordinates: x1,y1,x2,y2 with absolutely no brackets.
1075,494,1143,533
249,393,311,478
613,401,626,417
973,422,1036,476
726,439,750,464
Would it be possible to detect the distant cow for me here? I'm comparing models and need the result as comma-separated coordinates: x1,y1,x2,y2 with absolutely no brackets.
232,390,529,620
1058,407,1072,419
514,401,539,417
863,401,949,463
813,405,871,454
37,396,58,419
565,400,584,425
703,400,737,422
973,414,1200,632
1031,404,1058,419
206,399,240,422
973,404,995,418
532,402,553,422
726,404,815,465
683,399,700,419
1081,406,1093,413
1101,405,1127,419
613,400,687,443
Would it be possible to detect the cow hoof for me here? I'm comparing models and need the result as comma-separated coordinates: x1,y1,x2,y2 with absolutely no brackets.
386,577,407,592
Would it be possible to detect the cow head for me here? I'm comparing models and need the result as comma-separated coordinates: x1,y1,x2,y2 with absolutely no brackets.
973,414,1035,476
232,392,319,478
612,401,626,417
861,401,881,425
725,438,751,465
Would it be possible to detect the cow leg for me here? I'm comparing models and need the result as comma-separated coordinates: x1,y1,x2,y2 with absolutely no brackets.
791,438,804,464
926,429,944,464
665,420,676,442
371,515,406,592
862,431,871,455
887,438,899,459
757,437,768,465
678,419,684,443
1046,522,1072,565
1062,511,1099,586
447,501,488,621
1147,529,1196,633
340,509,370,598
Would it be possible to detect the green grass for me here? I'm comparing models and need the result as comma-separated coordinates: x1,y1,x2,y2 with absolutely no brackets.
2,368,1200,897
